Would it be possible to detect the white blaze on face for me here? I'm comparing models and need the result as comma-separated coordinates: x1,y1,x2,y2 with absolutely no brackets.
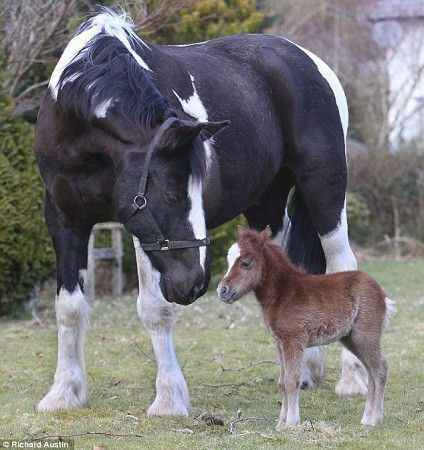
174,74,210,272
187,178,207,271
225,243,241,276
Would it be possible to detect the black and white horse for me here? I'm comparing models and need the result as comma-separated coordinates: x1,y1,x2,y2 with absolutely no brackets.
34,10,365,415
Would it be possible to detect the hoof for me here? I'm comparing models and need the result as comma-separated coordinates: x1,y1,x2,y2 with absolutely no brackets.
301,347,326,389
335,374,367,398
147,396,190,417
38,390,86,412
283,418,300,427
37,377,87,412
276,420,285,431
149,371,191,416
361,418,377,426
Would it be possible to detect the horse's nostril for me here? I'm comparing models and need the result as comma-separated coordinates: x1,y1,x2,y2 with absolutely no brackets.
221,285,229,295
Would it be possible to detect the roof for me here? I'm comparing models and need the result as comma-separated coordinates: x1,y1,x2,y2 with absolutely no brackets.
369,0,424,21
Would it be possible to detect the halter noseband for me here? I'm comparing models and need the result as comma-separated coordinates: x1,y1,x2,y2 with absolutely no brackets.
121,116,210,252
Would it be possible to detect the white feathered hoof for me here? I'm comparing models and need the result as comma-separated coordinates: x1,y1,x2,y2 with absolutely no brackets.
147,395,190,417
336,348,368,398
147,373,191,417
335,371,368,398
37,384,87,411
300,347,326,389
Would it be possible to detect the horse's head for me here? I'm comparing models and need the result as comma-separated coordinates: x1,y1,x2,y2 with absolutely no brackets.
114,117,228,305
218,226,272,303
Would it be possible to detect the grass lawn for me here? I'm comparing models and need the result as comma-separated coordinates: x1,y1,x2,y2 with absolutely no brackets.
1,259,423,449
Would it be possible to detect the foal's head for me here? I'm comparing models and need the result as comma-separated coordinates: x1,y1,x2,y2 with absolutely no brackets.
217,226,272,303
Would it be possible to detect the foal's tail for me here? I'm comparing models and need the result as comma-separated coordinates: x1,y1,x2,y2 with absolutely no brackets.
283,187,326,274
384,297,396,329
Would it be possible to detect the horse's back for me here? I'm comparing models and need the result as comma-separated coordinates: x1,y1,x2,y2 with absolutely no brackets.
162,34,347,159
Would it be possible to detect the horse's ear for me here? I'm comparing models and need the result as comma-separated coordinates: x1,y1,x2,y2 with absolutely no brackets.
260,225,272,244
200,120,230,140
156,119,229,152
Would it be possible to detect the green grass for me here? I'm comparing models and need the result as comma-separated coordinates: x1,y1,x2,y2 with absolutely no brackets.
1,259,424,449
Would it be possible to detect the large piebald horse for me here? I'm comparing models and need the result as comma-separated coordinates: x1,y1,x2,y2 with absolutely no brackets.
34,10,365,415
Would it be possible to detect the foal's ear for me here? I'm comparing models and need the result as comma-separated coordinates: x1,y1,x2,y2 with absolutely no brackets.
156,119,229,152
260,225,272,244
236,225,249,240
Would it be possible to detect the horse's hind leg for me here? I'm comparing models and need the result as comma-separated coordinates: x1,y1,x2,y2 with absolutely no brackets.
133,237,190,416
38,193,91,411
292,151,366,397
320,203,368,397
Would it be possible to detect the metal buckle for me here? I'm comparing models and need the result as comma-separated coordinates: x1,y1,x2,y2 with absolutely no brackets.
159,239,170,251
133,194,147,210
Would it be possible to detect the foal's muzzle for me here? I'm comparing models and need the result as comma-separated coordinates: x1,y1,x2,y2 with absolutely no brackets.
217,283,237,303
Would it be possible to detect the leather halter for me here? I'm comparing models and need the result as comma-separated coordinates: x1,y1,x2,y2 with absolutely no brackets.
121,116,210,252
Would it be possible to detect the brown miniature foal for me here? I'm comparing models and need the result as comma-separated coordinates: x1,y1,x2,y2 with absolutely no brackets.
217,226,395,428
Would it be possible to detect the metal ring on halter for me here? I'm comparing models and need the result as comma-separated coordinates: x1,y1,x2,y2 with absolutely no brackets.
133,194,147,210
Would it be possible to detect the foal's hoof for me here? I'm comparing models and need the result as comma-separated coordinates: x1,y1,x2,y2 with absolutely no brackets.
276,418,300,429
360,418,377,427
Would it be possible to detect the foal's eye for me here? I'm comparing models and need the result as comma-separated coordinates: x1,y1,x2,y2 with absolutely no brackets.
241,260,251,269
164,191,182,205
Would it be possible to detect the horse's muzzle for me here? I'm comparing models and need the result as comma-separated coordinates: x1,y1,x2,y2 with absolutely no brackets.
160,277,204,305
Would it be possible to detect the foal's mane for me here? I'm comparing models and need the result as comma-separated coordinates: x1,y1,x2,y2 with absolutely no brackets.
238,228,304,274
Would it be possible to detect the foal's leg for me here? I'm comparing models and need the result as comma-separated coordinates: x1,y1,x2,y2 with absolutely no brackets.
276,345,287,423
276,342,304,428
361,368,375,425
38,194,91,411
133,237,190,416
370,357,388,424
342,329,387,425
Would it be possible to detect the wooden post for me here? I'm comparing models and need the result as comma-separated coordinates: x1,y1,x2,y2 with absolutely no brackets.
111,226,123,295
86,231,95,301
86,222,124,300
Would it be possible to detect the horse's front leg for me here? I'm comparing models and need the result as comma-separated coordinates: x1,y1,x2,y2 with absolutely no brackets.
133,237,190,416
38,194,91,411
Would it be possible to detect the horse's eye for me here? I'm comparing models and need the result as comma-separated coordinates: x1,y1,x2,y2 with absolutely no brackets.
241,260,251,269
164,191,182,205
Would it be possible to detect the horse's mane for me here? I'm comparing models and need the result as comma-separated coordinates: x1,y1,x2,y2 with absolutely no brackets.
54,9,207,181
56,12,170,133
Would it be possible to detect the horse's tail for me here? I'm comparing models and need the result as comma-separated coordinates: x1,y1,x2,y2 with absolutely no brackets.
283,187,326,274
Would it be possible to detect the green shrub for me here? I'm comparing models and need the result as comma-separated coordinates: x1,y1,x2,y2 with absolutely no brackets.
346,192,371,245
149,0,264,44
0,84,55,315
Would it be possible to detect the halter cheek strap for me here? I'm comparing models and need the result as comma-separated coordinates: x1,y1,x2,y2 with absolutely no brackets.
121,116,210,252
